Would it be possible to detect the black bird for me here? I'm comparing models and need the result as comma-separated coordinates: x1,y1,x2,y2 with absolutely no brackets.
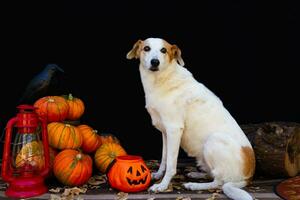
18,64,65,104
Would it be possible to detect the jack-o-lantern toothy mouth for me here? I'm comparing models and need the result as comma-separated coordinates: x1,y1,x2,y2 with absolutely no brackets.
126,175,148,186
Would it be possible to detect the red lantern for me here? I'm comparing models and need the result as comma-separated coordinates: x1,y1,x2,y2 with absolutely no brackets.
107,155,151,192
1,105,50,198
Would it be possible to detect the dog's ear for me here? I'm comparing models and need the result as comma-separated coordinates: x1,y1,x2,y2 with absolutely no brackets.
171,45,185,66
126,40,143,59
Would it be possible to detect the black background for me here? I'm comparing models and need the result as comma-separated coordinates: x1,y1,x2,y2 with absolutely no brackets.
1,1,299,159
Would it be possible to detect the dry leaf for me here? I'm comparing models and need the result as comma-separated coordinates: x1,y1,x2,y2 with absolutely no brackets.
50,194,62,200
173,184,183,190
206,192,220,200
64,195,75,200
161,184,174,193
93,174,107,181
62,188,72,197
176,197,191,200
90,185,101,190
88,177,106,185
116,192,128,200
62,187,87,197
207,189,222,193
49,188,62,193
173,174,186,180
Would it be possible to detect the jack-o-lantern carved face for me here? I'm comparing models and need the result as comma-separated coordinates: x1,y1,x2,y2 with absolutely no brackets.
126,164,149,186
107,155,151,192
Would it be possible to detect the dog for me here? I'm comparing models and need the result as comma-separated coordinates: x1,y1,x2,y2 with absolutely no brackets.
126,38,255,200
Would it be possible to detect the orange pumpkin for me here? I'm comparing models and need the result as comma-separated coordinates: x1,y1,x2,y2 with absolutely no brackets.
107,155,151,192
34,96,69,122
77,125,102,153
15,141,57,171
47,122,83,150
94,143,126,173
63,94,85,120
99,133,120,145
53,149,93,186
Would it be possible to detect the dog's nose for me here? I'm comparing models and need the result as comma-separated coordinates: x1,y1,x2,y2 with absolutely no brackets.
151,59,160,67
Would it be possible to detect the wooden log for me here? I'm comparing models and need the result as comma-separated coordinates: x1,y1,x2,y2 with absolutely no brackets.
241,122,300,178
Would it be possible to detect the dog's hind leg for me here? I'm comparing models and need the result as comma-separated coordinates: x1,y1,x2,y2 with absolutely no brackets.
187,159,211,179
152,133,167,180
186,172,211,179
183,179,221,190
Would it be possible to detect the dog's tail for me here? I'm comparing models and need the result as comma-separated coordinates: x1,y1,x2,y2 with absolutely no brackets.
222,181,253,200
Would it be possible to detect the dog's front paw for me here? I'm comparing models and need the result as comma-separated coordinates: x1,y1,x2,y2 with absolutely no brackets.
151,171,164,180
183,182,199,190
149,183,168,192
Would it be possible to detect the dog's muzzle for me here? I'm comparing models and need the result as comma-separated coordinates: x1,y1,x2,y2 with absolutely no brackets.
150,59,160,71
150,66,159,71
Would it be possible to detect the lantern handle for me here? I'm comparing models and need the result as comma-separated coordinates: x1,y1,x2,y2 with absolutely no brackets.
17,104,37,112
1,117,18,182
39,118,50,178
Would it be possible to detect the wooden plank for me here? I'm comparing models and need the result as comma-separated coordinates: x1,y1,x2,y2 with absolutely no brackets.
0,191,282,200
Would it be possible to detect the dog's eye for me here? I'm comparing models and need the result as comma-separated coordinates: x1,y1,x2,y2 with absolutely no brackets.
160,48,167,54
143,46,151,52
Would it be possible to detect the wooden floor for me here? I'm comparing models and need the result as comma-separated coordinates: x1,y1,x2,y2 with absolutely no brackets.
0,160,284,200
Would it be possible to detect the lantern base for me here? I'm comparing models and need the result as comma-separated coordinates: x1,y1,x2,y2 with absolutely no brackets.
5,176,47,198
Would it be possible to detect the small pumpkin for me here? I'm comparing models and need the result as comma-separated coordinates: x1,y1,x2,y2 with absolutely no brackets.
107,155,151,192
99,133,120,145
63,93,85,120
48,122,83,150
53,149,93,186
15,141,57,171
77,125,102,153
34,96,69,122
94,143,127,173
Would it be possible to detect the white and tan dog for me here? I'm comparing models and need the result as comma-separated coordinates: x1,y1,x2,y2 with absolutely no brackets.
127,38,255,200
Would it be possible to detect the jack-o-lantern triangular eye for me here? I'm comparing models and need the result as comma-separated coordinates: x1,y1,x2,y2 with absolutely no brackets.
141,165,146,173
127,166,133,174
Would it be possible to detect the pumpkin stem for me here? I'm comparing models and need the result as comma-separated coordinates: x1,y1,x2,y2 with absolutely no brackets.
65,124,71,127
68,93,73,100
93,130,98,134
76,153,82,160
48,98,55,103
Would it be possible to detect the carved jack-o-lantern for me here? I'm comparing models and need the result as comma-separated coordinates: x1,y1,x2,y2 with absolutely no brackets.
107,155,151,192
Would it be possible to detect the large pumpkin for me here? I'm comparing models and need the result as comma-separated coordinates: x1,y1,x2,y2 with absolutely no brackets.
94,143,127,173
53,149,93,186
63,94,85,120
107,155,151,192
34,96,69,122
47,122,83,150
15,141,57,171
77,125,102,153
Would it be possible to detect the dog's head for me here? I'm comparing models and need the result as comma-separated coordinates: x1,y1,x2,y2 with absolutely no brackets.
126,38,184,72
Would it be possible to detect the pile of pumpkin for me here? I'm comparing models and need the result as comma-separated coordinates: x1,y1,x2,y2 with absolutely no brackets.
29,94,127,186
